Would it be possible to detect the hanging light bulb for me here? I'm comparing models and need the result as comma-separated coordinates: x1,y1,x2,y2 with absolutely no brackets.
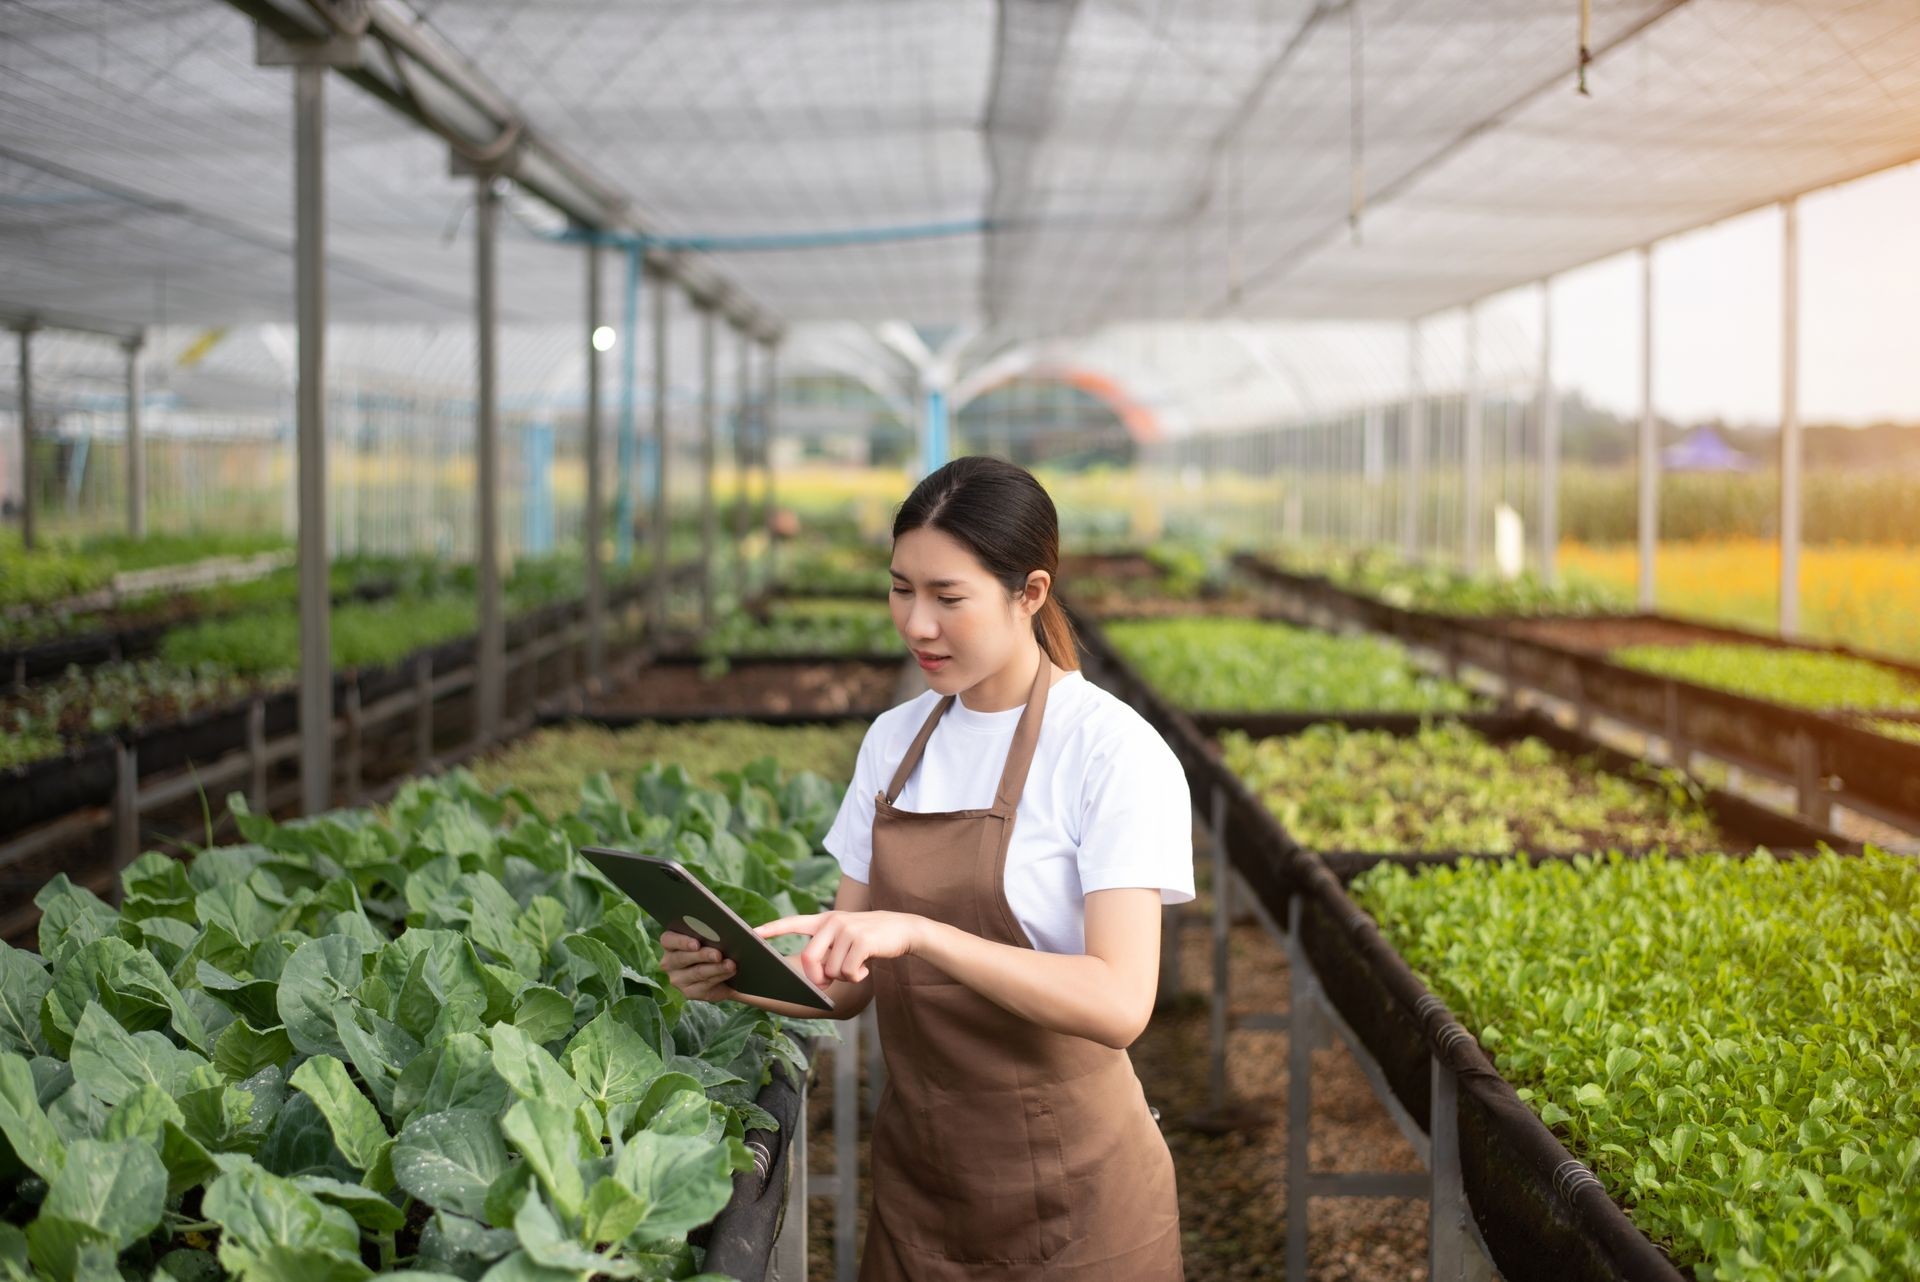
592,326,616,352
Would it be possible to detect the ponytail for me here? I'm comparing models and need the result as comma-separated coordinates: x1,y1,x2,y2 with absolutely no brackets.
1034,593,1081,671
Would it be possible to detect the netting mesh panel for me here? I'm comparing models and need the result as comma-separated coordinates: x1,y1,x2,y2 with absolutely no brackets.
3,0,1918,412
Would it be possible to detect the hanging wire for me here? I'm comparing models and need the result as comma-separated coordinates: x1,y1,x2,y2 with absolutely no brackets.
1577,0,1594,96
1348,0,1366,245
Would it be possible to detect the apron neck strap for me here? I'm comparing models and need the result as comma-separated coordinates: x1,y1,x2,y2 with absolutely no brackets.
881,649,1055,812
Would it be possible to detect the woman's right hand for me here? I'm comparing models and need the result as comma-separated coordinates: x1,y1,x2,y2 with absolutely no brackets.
660,931,739,1004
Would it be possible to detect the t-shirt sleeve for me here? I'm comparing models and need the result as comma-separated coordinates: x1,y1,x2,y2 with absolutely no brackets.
1076,721,1196,906
822,717,890,885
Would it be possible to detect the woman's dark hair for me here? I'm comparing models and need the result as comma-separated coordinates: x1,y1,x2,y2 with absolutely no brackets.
892,456,1079,670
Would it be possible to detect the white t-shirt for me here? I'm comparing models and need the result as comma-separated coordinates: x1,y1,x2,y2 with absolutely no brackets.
822,670,1196,956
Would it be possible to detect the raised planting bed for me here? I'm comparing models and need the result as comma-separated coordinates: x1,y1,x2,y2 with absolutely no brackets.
1608,643,1920,716
774,541,891,598
0,756,845,1280
474,721,866,823
1058,544,1274,619
690,601,904,665
588,656,902,722
1101,616,1482,715
1235,551,1920,828
1348,847,1920,1282
1262,545,1628,619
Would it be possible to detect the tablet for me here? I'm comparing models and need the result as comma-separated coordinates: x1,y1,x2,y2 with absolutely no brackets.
581,846,835,1012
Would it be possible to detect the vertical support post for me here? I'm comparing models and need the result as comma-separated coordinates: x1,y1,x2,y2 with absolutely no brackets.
733,330,751,604
292,60,332,815
833,1013,860,1281
14,323,34,551
474,174,504,747
616,246,642,567
1430,1058,1466,1281
414,653,434,767
113,742,138,874
343,679,363,805
1537,280,1559,583
921,382,950,477
584,239,607,687
1463,304,1483,574
648,266,670,632
1207,785,1230,1113
1285,895,1312,1282
771,1094,808,1282
1779,198,1801,638
699,303,718,631
1362,403,1384,546
1637,244,1658,611
763,339,780,588
1402,321,1424,560
248,697,267,811
125,333,146,539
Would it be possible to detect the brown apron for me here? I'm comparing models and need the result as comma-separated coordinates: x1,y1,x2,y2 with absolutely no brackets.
860,652,1184,1279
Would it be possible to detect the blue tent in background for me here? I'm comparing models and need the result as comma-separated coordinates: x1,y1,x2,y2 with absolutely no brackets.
1662,425,1756,472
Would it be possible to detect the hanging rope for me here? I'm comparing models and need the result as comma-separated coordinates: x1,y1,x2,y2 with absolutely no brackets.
1349,0,1366,244
1577,0,1593,96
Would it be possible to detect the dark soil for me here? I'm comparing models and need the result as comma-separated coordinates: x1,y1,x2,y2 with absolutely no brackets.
1498,615,1771,653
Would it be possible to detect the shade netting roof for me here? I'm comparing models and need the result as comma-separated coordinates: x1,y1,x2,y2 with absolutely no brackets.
4,0,1918,339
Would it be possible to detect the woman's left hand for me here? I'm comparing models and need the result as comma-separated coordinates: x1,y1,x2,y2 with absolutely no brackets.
753,910,927,987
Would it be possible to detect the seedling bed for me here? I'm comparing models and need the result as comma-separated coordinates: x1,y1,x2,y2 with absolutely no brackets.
587,655,902,721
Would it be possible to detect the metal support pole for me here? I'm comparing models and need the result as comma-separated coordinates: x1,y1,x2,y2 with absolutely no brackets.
474,174,504,746
1637,245,1658,611
125,333,146,539
1537,281,1559,583
921,382,950,477
14,324,34,552
833,1017,860,1281
1362,403,1383,546
616,246,642,567
1780,199,1802,638
293,61,332,814
1403,322,1424,560
648,267,670,631
1285,895,1311,1282
414,653,434,766
1463,304,1483,574
343,679,364,805
1207,785,1230,1113
113,742,138,873
771,1097,808,1282
734,332,751,604
585,240,607,686
763,341,780,588
1430,1059,1466,1280
699,303,718,630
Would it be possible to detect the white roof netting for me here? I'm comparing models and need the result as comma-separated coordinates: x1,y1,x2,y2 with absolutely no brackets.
3,0,1917,428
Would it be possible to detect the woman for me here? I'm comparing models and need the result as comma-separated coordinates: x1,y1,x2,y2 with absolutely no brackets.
661,456,1193,1279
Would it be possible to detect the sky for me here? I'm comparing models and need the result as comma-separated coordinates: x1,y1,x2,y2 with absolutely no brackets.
1543,160,1920,429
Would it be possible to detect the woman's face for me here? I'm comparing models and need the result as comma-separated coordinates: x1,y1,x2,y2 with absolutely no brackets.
889,526,1040,696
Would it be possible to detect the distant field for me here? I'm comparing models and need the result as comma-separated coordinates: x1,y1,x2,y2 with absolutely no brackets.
1558,539,1920,659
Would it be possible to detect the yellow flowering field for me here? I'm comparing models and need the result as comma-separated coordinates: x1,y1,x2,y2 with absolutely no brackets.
1558,539,1920,659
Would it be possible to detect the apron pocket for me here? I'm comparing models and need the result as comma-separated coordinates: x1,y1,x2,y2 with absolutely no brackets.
884,1087,1074,1264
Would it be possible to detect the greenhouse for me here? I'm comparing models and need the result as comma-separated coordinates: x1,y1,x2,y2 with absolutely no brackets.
2,1,1918,1279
